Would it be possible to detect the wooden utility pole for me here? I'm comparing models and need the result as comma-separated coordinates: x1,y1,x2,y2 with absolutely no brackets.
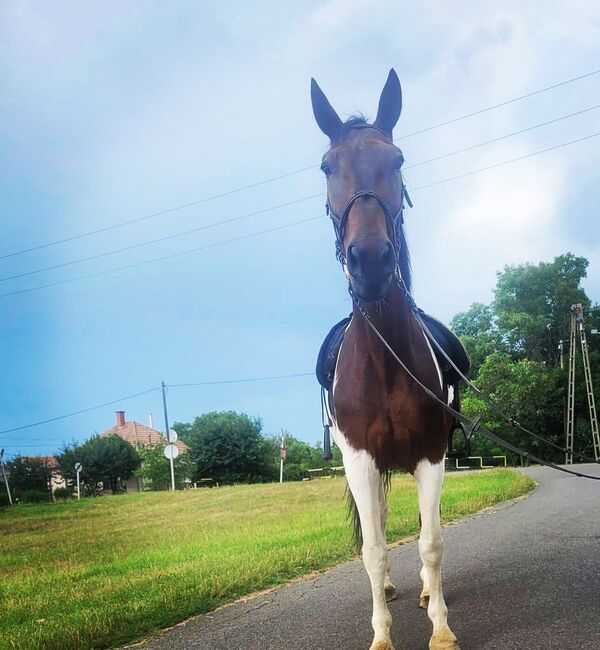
161,381,176,492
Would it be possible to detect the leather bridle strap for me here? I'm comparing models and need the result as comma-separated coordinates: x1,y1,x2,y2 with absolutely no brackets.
326,187,409,266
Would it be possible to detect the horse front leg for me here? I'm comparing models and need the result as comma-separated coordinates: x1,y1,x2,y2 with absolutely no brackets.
414,459,460,650
339,435,394,650
379,476,397,602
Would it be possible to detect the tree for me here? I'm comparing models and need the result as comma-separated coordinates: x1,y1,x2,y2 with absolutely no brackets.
135,444,196,490
462,352,564,463
56,435,139,495
8,456,54,500
450,302,504,375
493,253,589,364
184,411,275,484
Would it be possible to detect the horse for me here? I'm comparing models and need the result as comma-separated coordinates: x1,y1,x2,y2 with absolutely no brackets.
312,69,462,650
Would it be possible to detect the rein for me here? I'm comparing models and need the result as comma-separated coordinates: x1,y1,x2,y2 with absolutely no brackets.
353,292,600,481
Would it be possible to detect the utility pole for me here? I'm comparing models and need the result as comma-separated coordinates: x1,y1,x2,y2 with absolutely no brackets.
279,430,287,484
161,381,176,492
0,449,12,506
565,304,600,463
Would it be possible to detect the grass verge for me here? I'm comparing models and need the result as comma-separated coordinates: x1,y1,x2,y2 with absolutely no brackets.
0,468,534,650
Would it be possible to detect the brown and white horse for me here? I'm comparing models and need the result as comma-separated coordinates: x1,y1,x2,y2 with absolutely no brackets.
312,70,460,650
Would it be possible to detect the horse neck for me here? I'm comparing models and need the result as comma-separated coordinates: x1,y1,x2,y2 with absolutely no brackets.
352,281,420,352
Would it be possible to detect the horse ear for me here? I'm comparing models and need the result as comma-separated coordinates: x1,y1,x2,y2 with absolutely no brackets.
311,78,343,141
374,69,402,135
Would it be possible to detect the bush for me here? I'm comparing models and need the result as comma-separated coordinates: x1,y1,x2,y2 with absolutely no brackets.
53,487,72,500
0,491,12,507
20,489,50,504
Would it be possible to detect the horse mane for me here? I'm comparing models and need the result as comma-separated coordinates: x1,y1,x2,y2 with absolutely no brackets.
339,114,413,292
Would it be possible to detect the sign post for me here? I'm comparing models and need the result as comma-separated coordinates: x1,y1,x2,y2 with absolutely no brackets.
0,449,13,506
279,431,287,484
74,462,82,499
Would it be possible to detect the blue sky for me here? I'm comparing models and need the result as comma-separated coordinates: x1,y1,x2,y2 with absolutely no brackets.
1,1,599,458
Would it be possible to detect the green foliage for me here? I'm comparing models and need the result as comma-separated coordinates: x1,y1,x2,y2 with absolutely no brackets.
135,444,196,490
450,302,504,375
453,253,599,463
56,435,140,495
53,487,72,500
183,411,275,484
20,489,49,504
463,352,564,462
263,433,343,481
6,456,53,498
493,253,589,363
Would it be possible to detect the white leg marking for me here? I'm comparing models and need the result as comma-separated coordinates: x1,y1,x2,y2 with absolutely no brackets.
332,427,394,650
414,458,459,649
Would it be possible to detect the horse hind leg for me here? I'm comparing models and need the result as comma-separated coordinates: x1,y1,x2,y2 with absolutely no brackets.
343,442,395,650
414,458,460,650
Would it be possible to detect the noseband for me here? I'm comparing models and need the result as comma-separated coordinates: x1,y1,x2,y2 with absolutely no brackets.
326,188,411,267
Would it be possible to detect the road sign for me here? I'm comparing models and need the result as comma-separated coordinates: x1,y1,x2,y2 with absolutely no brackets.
168,429,178,443
74,462,82,472
164,444,179,460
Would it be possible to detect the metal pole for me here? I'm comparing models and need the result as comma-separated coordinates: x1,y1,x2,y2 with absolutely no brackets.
0,449,13,506
279,431,285,484
161,381,176,492
76,470,81,500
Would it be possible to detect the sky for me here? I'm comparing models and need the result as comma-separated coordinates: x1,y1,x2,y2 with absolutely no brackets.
1,0,599,458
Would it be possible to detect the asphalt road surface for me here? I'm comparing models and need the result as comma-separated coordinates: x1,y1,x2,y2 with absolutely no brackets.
126,465,600,650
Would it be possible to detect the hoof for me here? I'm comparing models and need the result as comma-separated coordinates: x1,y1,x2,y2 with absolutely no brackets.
370,639,395,650
385,583,398,602
429,628,460,650
419,594,429,609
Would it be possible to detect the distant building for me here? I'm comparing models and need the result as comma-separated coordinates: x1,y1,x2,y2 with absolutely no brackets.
21,456,67,496
100,411,188,492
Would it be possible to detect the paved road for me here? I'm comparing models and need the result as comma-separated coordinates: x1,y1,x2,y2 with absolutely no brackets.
126,465,600,650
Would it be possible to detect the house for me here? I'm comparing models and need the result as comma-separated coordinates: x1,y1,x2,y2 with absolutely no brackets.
100,411,188,492
21,455,67,496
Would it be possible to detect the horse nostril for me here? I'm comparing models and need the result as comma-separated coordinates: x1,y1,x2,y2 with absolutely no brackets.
380,242,395,271
347,244,360,274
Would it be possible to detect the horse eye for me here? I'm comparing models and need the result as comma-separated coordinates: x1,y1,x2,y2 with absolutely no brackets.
320,162,332,176
393,154,404,170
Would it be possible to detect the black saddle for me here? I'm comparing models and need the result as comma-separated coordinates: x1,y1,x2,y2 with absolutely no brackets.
316,311,470,392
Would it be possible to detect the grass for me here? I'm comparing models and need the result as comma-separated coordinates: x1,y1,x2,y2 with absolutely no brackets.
0,469,535,650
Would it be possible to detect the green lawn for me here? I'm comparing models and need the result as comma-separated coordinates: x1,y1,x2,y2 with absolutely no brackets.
0,469,534,650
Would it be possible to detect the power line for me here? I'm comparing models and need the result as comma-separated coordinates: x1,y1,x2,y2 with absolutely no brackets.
0,373,315,441
1,67,597,261
0,215,325,298
0,193,323,283
169,372,314,388
409,131,600,192
398,68,600,140
404,104,600,169
2,129,598,299
0,387,159,436
3,104,598,285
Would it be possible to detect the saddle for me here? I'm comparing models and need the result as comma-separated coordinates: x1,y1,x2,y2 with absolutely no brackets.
316,311,470,392
316,310,471,459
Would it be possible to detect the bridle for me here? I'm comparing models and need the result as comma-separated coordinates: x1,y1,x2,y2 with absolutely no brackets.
325,125,412,270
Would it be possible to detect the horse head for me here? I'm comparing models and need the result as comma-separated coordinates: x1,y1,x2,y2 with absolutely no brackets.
311,69,409,302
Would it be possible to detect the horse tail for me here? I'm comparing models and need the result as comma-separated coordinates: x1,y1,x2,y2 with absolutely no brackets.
345,470,393,551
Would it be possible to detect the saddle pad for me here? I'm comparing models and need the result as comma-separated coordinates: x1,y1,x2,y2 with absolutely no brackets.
315,311,470,391
316,316,351,390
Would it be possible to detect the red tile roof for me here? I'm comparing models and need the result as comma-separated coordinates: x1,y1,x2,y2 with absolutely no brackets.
101,420,188,452
22,455,59,468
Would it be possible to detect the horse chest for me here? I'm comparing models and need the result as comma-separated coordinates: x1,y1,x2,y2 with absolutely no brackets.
333,338,449,472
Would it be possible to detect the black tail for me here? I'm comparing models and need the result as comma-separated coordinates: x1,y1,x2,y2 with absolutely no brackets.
345,470,392,551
